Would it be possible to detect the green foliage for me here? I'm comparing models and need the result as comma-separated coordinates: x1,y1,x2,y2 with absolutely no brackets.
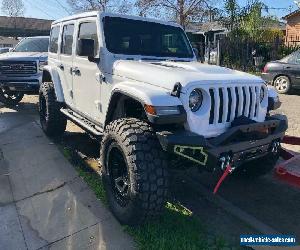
278,44,300,59
224,0,240,30
126,202,229,250
239,1,265,39
225,0,284,43
76,166,107,203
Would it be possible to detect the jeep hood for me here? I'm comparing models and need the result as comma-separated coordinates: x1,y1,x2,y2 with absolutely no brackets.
113,60,264,93
0,52,48,61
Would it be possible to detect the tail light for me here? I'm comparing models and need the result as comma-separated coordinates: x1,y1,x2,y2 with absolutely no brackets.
263,64,268,73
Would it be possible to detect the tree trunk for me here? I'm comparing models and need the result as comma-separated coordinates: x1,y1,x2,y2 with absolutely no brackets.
178,0,185,28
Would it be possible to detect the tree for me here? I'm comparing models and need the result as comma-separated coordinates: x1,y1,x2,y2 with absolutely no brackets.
67,0,108,12
1,0,25,39
224,0,240,30
67,0,134,14
136,0,211,29
1,0,25,17
239,0,267,40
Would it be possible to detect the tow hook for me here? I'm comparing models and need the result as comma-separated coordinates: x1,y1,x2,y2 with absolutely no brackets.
220,156,233,171
272,141,281,154
213,155,235,194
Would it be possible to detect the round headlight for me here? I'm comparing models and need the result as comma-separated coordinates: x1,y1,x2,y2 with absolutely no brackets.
189,89,203,112
260,87,265,103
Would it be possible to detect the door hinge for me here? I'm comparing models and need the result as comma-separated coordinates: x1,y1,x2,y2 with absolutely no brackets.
96,73,106,83
95,101,102,112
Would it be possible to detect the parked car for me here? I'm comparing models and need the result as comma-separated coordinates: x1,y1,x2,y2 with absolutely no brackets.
0,47,10,54
262,50,300,94
0,36,49,106
39,11,286,225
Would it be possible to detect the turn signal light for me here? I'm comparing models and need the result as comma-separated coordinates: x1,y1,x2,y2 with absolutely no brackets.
144,104,157,115
144,105,181,116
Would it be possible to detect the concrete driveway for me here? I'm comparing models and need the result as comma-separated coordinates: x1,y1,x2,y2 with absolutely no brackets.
0,97,135,250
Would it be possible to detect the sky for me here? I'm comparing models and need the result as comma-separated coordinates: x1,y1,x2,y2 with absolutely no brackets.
0,0,298,21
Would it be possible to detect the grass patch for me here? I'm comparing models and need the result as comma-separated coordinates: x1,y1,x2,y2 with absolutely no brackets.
60,146,229,250
126,203,211,250
75,165,107,203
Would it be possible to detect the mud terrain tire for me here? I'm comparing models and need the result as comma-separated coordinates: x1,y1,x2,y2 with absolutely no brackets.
100,118,169,225
39,82,67,136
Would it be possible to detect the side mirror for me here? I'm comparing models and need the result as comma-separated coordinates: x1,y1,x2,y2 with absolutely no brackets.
88,55,100,63
9,48,14,52
78,38,99,63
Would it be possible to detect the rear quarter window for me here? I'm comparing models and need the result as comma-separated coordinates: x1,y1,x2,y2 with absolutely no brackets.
61,24,74,55
49,26,60,53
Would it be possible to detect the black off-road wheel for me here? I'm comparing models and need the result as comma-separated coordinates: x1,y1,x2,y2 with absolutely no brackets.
0,87,24,106
233,153,279,179
100,118,169,225
39,82,67,136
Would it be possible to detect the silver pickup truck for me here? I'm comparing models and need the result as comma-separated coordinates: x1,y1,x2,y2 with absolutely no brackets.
0,36,49,106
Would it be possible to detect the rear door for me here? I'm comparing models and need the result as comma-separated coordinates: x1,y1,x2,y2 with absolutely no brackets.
283,51,300,87
59,21,75,107
72,18,101,122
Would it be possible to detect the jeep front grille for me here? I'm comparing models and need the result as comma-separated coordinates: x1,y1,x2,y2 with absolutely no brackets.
0,61,37,75
208,85,261,125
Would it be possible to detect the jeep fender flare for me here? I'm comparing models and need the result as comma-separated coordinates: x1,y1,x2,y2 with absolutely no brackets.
42,66,65,102
105,81,183,125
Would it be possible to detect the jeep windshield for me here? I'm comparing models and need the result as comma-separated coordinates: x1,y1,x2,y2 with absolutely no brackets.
14,37,49,52
103,16,194,59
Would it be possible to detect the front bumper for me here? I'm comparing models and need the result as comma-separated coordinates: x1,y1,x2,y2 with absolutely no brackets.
157,115,288,171
0,73,42,94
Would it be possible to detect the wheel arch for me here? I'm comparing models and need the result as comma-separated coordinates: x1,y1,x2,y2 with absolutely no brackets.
104,82,183,127
105,90,146,126
273,74,291,85
42,66,65,102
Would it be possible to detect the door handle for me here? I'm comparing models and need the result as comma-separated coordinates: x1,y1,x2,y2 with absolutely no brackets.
58,64,64,70
285,66,291,69
71,67,80,75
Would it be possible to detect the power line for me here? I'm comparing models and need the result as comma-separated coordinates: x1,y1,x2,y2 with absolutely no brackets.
38,0,69,17
24,0,56,19
52,0,72,15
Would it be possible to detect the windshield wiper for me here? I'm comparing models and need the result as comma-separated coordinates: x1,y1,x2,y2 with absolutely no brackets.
140,57,167,61
166,59,190,62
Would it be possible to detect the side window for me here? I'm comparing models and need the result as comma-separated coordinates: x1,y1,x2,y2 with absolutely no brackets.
49,26,60,53
287,51,300,64
294,52,300,65
77,22,99,57
61,24,74,55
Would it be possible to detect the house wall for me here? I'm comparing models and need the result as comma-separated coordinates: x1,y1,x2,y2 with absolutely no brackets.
0,37,19,48
286,14,300,45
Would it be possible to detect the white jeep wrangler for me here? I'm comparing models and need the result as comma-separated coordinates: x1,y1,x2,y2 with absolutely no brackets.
39,11,287,225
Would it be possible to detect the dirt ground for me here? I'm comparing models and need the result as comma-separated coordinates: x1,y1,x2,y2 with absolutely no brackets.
11,93,300,248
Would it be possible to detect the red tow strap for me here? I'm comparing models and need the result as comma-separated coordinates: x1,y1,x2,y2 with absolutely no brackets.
213,165,232,194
